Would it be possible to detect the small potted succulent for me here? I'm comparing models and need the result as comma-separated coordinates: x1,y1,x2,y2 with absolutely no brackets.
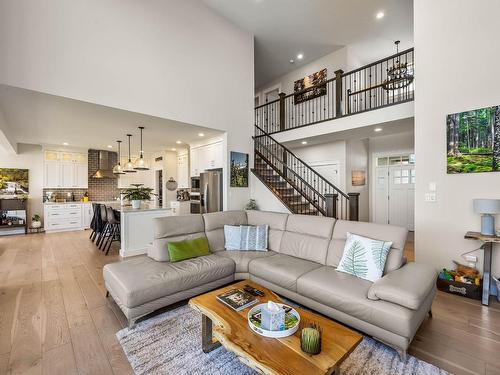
122,184,157,209
32,214,42,229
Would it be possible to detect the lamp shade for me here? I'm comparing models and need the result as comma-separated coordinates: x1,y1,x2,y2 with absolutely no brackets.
473,199,500,214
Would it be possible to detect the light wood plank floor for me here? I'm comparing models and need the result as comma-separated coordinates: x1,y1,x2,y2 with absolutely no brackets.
0,230,499,375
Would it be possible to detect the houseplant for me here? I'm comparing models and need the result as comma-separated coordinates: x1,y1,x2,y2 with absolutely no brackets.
122,184,156,209
32,214,42,229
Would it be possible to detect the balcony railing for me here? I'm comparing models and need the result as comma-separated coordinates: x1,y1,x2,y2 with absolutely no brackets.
255,48,414,134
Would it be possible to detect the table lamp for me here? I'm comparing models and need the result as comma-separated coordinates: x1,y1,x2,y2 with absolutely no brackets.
473,199,500,236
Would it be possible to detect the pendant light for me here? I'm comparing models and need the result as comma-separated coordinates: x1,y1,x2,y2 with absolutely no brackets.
112,140,125,174
133,126,149,170
124,134,137,173
382,40,414,91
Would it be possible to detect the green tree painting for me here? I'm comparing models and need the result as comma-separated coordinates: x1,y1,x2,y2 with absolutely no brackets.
341,240,368,278
447,105,500,174
230,152,248,187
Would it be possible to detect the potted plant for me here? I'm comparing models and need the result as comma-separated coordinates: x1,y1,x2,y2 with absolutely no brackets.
122,184,156,209
32,214,42,229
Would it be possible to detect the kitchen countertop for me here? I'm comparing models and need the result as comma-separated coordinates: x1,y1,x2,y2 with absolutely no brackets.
44,200,119,205
104,202,172,213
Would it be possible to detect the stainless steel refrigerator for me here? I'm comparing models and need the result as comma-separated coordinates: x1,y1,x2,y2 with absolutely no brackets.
200,169,223,213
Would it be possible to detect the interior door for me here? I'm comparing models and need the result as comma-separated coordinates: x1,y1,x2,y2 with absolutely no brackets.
388,164,415,230
374,166,389,225
309,162,340,188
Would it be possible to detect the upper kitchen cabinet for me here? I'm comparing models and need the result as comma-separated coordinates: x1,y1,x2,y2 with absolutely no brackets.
177,152,189,188
190,140,223,177
43,150,88,188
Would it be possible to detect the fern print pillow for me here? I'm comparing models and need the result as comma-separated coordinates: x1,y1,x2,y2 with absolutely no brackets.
336,232,393,282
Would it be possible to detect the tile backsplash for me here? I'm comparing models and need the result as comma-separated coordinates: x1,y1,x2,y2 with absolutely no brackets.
43,150,121,202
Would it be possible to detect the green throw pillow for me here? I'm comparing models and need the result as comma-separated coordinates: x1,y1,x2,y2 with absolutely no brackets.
167,236,211,262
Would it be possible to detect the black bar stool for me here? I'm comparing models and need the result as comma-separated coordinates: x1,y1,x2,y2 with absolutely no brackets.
89,203,100,242
103,206,120,255
96,205,109,249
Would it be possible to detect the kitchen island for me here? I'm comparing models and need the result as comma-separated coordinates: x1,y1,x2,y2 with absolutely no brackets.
110,202,173,258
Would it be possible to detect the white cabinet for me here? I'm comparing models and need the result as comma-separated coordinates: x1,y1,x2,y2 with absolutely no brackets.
43,150,88,188
82,203,93,229
177,153,189,188
169,201,190,215
44,203,84,233
190,141,223,177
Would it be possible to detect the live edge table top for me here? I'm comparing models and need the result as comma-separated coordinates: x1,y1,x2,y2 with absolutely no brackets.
188,280,362,375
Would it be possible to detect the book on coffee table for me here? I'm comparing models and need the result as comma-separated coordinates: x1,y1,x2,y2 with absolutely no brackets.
216,288,257,311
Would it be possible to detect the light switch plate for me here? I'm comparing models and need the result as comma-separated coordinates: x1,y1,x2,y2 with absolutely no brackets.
425,193,437,202
428,182,437,192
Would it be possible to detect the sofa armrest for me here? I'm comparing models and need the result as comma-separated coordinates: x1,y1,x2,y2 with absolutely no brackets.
367,262,437,310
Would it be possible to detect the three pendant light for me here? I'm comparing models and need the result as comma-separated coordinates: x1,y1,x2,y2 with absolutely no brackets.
114,126,149,174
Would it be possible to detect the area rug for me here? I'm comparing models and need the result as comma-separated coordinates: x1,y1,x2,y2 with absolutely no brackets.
116,305,449,375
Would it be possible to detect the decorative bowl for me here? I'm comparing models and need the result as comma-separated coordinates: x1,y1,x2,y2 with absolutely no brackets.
248,303,300,338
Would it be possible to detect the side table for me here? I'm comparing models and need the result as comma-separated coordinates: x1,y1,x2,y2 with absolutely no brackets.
464,231,500,306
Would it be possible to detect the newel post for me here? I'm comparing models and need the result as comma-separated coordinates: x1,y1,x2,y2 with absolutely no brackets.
279,92,286,132
325,193,338,218
348,193,360,221
334,69,344,117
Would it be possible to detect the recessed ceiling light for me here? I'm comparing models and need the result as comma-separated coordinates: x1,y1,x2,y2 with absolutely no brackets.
62,142,69,146
198,133,204,137
171,148,176,151
374,127,383,132
376,11,384,19
301,141,308,145
176,140,182,144
107,145,113,148
297,53,304,60
289,59,295,64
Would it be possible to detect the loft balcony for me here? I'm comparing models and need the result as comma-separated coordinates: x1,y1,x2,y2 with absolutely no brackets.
255,48,414,135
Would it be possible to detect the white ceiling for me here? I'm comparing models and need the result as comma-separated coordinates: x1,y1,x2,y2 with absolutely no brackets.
284,117,414,149
203,0,413,87
0,85,223,152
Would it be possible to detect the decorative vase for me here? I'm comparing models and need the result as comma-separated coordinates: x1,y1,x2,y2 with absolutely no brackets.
131,200,141,209
300,325,321,355
32,220,41,229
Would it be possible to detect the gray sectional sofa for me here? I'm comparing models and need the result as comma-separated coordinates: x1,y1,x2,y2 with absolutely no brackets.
103,210,437,358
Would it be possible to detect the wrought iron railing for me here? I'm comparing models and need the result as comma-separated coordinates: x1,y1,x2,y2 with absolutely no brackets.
253,125,358,219
254,48,414,134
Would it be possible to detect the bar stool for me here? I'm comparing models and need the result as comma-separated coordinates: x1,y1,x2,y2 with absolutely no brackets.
103,206,120,255
96,205,109,249
89,203,100,242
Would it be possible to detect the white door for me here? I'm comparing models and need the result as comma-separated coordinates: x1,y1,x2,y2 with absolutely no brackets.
309,162,341,188
61,163,75,187
75,164,88,188
373,155,415,231
44,162,61,187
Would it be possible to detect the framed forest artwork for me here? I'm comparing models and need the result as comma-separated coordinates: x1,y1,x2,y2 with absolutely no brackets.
294,68,327,105
230,152,249,187
447,105,500,174
0,168,29,197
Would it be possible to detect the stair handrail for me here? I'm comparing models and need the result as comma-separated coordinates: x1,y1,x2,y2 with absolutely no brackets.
254,125,349,200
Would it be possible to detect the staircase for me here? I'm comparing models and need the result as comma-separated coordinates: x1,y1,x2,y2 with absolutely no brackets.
252,125,359,220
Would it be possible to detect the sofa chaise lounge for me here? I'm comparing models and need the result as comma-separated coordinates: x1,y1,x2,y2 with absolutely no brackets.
103,210,437,359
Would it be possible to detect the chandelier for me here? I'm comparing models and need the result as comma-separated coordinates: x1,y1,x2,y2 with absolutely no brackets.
382,41,413,91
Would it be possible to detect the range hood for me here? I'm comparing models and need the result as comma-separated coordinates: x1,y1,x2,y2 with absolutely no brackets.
91,150,118,179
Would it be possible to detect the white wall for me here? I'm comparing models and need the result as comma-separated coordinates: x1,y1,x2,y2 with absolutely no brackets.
414,0,500,273
0,0,254,211
346,139,369,221
0,143,43,225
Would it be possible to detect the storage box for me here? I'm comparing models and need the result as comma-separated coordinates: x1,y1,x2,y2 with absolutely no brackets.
436,278,482,300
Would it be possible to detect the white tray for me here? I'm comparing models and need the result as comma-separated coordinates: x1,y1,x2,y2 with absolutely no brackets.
247,303,300,338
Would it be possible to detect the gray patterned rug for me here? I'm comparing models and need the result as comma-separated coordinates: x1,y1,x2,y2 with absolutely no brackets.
116,305,449,375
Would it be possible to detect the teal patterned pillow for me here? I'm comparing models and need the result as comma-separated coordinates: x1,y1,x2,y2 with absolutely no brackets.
224,225,241,250
336,232,393,282
239,225,269,251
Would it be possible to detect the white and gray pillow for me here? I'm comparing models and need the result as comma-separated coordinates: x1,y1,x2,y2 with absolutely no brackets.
223,224,269,251
336,232,393,282
223,225,241,250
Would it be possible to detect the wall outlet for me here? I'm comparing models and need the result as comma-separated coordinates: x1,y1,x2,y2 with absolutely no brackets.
465,255,477,263
425,193,437,202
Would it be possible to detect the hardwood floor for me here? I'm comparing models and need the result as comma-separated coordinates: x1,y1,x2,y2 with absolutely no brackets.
0,230,499,375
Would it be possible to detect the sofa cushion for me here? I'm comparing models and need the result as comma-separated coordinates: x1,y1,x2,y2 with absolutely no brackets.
216,250,277,273
203,211,247,252
149,215,205,262
249,254,322,292
246,210,288,252
297,266,420,338
279,214,335,264
103,254,234,308
327,220,407,274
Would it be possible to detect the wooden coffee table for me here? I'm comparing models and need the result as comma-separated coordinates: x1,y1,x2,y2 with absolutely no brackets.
189,280,362,375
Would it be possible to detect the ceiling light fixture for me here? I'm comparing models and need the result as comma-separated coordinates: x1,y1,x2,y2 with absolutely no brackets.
107,145,113,148
134,126,149,170
382,41,414,91
297,53,304,60
376,11,385,19
62,142,69,146
301,141,308,145
374,127,383,132
176,140,182,144
198,133,205,137
123,134,137,173
171,148,176,151
289,59,294,64
113,140,125,174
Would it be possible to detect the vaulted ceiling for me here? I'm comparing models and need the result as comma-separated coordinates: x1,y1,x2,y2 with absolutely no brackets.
203,0,413,87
